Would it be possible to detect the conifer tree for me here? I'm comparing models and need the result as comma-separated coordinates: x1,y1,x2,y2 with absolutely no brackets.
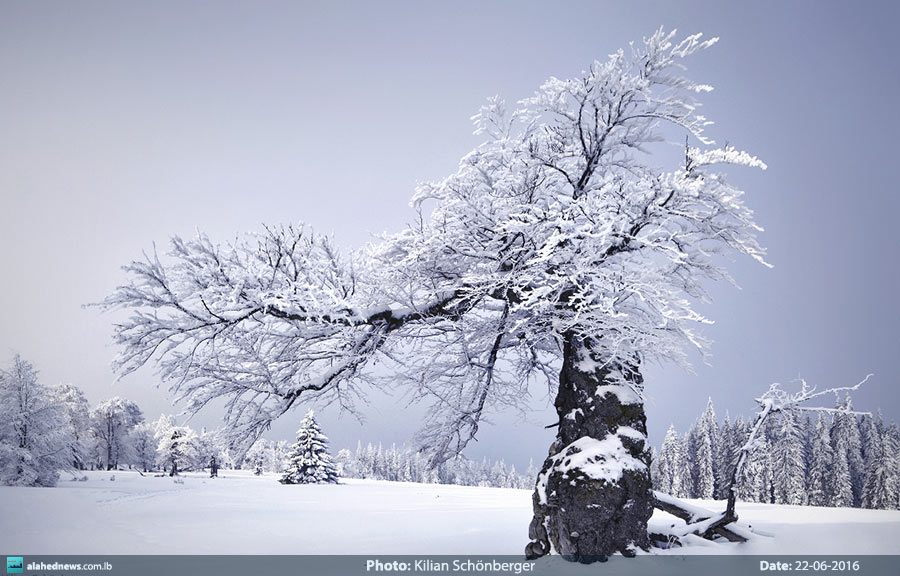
862,414,896,509
838,396,865,506
673,431,693,498
772,411,806,505
807,413,834,506
699,398,720,496
690,417,715,499
715,414,739,500
801,413,814,489
828,435,854,508
280,410,339,485
656,425,679,495
887,424,900,509
737,421,770,504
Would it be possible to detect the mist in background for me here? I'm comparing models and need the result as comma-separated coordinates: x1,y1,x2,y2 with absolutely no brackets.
2,0,898,468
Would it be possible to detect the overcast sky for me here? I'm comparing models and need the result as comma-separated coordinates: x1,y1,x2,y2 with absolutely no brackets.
2,1,898,468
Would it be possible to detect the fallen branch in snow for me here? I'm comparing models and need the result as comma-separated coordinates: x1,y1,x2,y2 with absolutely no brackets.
651,491,747,545
650,376,872,550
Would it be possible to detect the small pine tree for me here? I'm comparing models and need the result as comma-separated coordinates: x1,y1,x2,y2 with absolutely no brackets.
280,410,339,485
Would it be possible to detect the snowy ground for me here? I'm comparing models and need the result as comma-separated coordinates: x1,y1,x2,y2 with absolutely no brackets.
2,470,899,555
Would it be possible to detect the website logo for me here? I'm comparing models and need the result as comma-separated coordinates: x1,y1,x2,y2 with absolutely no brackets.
6,557,23,574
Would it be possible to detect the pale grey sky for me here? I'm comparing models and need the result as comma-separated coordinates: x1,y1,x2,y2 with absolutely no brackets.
2,1,898,468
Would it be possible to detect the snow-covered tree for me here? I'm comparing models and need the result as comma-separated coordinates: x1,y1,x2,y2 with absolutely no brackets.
737,429,770,503
829,401,857,508
654,425,679,494
887,424,900,508
151,414,177,438
157,425,198,476
772,411,806,505
51,383,92,470
244,439,267,474
0,354,68,486
688,401,716,499
89,397,143,470
194,429,221,474
834,395,864,506
335,448,354,478
828,442,853,507
280,410,338,485
672,431,693,499
715,413,739,500
268,440,289,474
861,415,896,509
100,30,767,559
129,423,157,472
807,412,834,507
699,399,720,496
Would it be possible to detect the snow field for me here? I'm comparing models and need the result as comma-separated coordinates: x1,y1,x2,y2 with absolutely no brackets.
2,470,899,555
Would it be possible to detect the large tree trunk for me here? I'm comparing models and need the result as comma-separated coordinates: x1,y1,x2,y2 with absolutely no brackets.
526,336,653,562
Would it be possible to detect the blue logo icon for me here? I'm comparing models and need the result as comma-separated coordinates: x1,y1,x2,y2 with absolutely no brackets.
6,557,23,574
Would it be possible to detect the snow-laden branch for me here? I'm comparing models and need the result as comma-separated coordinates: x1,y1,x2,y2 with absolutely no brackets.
99,30,768,465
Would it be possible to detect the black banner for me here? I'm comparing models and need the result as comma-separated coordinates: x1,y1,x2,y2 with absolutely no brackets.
2,556,898,576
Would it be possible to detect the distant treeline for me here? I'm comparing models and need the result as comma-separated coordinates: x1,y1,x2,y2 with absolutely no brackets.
334,442,538,490
652,398,899,510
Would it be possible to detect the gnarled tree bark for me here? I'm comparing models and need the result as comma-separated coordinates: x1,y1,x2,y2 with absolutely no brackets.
526,335,653,562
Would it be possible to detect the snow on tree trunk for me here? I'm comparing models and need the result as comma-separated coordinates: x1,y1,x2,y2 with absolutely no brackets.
526,338,651,561
280,410,339,485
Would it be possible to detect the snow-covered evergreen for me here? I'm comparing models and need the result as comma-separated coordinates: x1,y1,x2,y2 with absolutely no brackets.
280,411,339,485
835,395,865,506
861,414,896,509
829,402,855,508
772,411,806,505
807,413,834,507
654,425,679,494
672,430,693,499
690,400,717,499
715,413,740,500
653,394,899,511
